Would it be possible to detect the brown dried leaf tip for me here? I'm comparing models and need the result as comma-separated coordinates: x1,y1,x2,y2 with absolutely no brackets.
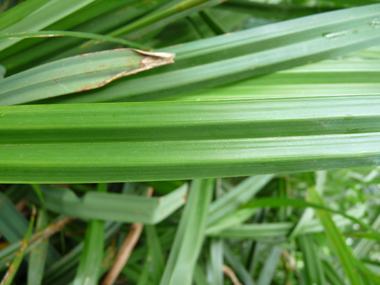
77,49,175,92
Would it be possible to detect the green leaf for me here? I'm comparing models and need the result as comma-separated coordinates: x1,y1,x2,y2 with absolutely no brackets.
159,179,214,285
43,0,224,62
42,222,121,285
223,243,255,285
364,260,380,275
307,187,373,285
321,259,345,285
72,220,105,285
124,0,225,40
0,31,147,49
0,0,161,74
1,97,380,183
353,212,380,259
0,0,51,31
0,216,72,271
0,191,29,242
242,197,380,241
0,0,97,52
28,184,187,224
207,239,224,285
194,264,211,285
256,246,282,285
208,222,293,239
146,225,165,284
198,10,226,35
1,207,35,285
137,255,152,285
31,184,45,207
0,48,174,105
50,4,380,103
170,59,380,101
72,184,106,285
207,205,367,239
27,208,49,285
122,263,154,285
207,175,273,225
206,208,258,236
297,235,326,285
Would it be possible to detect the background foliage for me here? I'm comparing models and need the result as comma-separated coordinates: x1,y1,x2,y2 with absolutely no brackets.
1,0,380,284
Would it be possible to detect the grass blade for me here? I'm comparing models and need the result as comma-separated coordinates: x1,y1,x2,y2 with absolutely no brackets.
321,259,345,285
0,31,147,49
102,187,153,285
198,10,226,35
209,205,367,239
0,0,163,74
27,184,187,224
307,187,375,285
146,225,165,284
0,0,96,51
27,208,49,285
208,222,293,239
194,264,210,285
353,212,380,259
256,247,282,285
42,222,121,285
72,184,106,285
44,0,224,62
1,207,35,285
243,197,380,241
0,191,29,242
160,179,214,285
0,0,50,30
207,175,273,225
171,59,380,101
206,208,258,236
137,255,151,285
207,239,224,285
51,4,380,103
297,235,326,285
223,243,255,285
122,0,225,40
0,48,174,105
0,216,73,270
2,97,380,183
109,0,220,38
72,219,105,285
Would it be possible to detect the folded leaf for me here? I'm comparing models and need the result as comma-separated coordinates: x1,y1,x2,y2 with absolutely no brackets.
28,184,188,224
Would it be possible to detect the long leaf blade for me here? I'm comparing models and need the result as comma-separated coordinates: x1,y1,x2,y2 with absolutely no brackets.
50,4,380,103
1,207,35,285
1,97,380,182
0,49,174,105
27,208,49,285
160,179,214,285
72,184,106,285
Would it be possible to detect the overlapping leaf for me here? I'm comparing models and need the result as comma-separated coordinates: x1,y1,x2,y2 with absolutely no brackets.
0,48,174,105
45,4,380,103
